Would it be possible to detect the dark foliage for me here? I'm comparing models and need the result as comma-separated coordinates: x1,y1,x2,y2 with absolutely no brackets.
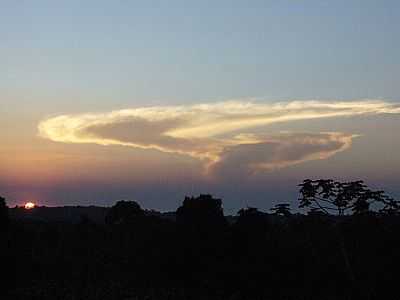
176,194,227,231
270,203,291,216
105,200,144,225
3,182,400,299
0,195,9,229
299,179,400,216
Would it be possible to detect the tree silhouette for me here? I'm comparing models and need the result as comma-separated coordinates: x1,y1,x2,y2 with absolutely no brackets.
379,196,400,215
176,194,226,230
270,203,291,216
235,207,268,235
105,200,144,225
0,196,9,229
4,187,400,298
299,179,399,216
237,206,264,218
307,207,329,216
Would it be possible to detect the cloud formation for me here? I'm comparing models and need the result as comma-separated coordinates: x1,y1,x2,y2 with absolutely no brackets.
38,100,400,174
212,132,356,177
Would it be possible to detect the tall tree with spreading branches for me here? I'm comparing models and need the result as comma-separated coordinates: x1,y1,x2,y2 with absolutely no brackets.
298,179,399,216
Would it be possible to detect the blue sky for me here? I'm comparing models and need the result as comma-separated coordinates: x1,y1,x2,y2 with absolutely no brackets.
2,0,399,111
1,1,399,211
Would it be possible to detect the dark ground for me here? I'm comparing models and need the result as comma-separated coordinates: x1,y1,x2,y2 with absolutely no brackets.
2,195,400,300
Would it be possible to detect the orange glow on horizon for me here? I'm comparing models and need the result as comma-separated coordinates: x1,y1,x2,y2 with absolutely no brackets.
24,202,36,209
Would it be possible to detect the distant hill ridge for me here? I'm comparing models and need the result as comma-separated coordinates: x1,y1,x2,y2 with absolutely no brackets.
9,205,293,225
9,206,180,224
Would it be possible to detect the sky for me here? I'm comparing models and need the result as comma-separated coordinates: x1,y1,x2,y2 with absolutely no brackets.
1,0,400,213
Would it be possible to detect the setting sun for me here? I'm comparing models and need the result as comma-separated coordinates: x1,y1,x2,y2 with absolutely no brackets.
24,202,36,209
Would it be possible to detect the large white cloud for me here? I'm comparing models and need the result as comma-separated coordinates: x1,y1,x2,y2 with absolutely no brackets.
38,100,400,174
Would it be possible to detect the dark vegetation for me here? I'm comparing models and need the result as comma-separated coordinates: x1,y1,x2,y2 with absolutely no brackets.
2,180,400,300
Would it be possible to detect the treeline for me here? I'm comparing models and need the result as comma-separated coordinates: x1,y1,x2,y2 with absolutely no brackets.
2,179,400,300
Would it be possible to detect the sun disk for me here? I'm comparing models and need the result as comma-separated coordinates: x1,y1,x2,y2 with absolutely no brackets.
24,202,36,209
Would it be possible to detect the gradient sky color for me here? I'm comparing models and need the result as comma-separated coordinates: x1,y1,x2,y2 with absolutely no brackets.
1,1,399,213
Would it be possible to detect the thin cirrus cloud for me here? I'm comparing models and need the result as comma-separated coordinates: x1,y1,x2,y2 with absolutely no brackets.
38,100,400,175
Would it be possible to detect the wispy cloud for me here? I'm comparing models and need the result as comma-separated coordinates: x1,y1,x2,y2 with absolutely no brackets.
38,100,400,174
